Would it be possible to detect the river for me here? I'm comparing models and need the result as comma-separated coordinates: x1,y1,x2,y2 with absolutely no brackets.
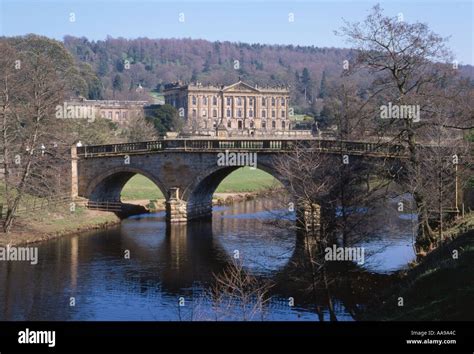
0,197,417,321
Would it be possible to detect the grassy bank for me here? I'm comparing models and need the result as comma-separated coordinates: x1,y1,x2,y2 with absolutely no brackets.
363,213,474,321
121,166,279,200
0,205,119,247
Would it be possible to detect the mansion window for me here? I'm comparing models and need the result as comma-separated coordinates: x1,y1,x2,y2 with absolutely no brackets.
250,121,254,128
249,97,254,105
262,121,266,129
226,109,231,118
202,109,207,117
108,111,112,119
271,97,276,106
122,112,127,119
237,97,242,106
281,110,285,118
192,96,197,105
237,109,242,118
262,110,266,118
203,96,207,105
226,97,232,105
227,120,232,128
213,109,218,118
282,121,286,129
192,109,197,118
281,98,285,106
272,110,276,118
116,112,120,120
238,120,243,129
213,96,217,105
272,121,276,129
249,110,254,118
262,98,266,106
213,121,217,128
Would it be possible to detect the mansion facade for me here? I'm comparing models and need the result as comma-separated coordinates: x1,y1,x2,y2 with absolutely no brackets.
64,97,147,125
163,80,293,136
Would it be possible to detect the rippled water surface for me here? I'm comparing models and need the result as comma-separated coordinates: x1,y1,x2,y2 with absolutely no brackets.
0,198,416,321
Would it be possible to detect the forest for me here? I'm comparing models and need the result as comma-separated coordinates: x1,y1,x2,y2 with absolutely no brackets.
62,36,474,126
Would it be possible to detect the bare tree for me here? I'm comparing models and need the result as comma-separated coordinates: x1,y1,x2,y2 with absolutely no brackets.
210,259,273,321
119,112,157,142
0,36,81,232
269,140,397,320
337,5,472,252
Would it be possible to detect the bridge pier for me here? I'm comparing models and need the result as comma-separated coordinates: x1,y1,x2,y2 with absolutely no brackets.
165,188,214,223
166,188,187,223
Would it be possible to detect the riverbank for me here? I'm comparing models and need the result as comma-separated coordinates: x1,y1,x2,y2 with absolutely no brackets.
362,213,474,320
123,188,284,211
0,207,120,247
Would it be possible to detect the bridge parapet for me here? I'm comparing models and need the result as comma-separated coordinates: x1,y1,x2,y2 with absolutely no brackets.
76,138,407,159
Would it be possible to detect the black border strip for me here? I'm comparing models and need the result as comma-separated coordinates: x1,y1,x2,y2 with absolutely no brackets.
0,321,472,353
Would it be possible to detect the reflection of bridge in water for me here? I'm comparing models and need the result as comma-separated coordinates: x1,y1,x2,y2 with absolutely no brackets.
81,211,392,319
135,215,396,320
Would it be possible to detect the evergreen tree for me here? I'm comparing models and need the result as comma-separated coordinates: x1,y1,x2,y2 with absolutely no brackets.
146,104,182,134
319,70,328,98
112,74,123,98
301,67,312,102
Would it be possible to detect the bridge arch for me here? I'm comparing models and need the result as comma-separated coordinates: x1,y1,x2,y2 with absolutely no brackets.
185,161,289,220
86,166,168,202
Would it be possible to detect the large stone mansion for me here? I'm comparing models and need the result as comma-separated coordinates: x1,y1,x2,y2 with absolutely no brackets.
163,80,300,137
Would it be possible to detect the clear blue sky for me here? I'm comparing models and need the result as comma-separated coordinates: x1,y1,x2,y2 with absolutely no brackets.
1,0,472,64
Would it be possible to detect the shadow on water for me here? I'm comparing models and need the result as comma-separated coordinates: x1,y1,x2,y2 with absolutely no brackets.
0,197,415,321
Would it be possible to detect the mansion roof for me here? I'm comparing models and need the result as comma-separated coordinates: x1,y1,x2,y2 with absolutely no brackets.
66,97,148,108
164,80,289,94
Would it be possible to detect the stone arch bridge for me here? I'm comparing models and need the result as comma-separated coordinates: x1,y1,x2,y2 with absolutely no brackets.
71,138,423,224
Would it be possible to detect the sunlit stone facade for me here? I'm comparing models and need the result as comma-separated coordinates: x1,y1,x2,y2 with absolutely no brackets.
163,80,291,136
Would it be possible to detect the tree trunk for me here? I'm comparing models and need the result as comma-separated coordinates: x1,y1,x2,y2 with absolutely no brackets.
407,122,434,253
3,156,33,233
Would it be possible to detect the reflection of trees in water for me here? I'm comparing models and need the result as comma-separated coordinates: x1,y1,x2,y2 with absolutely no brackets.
271,240,396,321
0,234,89,320
198,197,408,322
261,189,414,321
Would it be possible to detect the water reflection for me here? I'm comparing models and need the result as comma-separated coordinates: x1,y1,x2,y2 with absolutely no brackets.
0,198,415,321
